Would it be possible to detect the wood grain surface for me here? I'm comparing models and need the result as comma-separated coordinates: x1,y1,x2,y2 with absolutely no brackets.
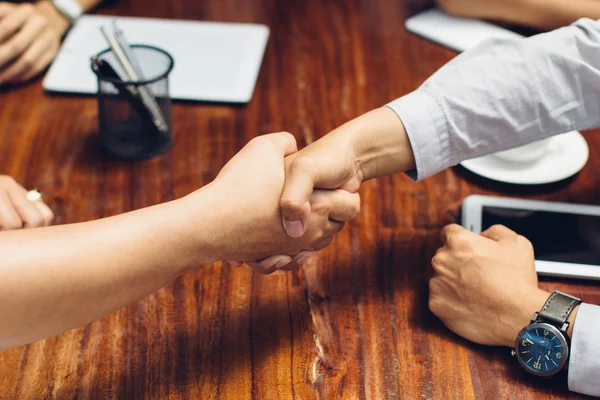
1,0,599,398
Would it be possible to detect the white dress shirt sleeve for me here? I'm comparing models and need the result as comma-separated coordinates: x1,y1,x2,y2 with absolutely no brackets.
387,18,600,180
569,303,600,396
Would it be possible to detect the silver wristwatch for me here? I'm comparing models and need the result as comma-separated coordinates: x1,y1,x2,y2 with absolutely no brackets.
51,0,83,23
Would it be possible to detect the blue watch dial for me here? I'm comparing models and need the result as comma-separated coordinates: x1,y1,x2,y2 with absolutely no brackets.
516,323,568,376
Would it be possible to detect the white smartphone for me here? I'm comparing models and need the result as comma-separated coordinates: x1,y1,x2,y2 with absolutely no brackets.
462,195,600,280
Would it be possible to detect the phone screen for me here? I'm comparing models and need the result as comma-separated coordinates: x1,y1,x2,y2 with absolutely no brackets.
482,207,600,265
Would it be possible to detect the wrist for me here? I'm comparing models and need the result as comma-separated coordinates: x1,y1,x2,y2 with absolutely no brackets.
505,288,551,348
157,186,226,270
346,107,416,181
36,1,72,37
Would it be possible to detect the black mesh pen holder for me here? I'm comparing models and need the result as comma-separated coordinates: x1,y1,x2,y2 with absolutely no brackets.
92,45,175,160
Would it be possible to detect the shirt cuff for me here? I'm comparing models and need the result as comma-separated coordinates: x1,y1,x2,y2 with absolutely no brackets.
386,90,449,181
568,303,600,397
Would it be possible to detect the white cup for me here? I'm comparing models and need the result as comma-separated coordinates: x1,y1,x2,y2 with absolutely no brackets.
492,137,553,164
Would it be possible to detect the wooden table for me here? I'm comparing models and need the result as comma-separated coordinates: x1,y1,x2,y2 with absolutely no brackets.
1,0,599,398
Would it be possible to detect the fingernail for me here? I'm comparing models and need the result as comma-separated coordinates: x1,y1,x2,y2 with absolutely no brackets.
227,261,242,267
296,251,314,265
284,219,304,238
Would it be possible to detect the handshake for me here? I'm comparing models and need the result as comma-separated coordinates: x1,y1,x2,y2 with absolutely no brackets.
192,130,363,274
182,106,417,273
0,107,414,274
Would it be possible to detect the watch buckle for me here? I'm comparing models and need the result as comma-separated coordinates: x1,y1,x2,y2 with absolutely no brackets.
530,312,539,323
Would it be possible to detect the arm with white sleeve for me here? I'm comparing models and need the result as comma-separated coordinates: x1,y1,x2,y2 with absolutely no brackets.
384,18,600,397
277,18,600,397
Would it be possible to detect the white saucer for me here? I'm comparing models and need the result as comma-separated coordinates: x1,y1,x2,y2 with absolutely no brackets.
460,131,589,185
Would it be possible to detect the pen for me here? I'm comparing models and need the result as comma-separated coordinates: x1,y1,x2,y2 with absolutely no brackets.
91,57,156,125
112,21,145,80
99,25,169,134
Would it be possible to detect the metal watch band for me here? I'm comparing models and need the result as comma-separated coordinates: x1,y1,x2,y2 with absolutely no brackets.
538,290,581,327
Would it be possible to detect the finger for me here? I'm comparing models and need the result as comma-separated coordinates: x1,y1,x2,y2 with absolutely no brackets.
12,43,55,83
247,255,294,275
226,261,243,267
34,200,54,226
8,188,45,228
0,189,22,230
309,189,360,222
0,32,50,83
0,3,16,19
440,223,468,244
0,14,46,68
261,131,298,157
324,219,345,237
481,224,517,242
271,251,315,271
313,236,333,251
0,4,35,44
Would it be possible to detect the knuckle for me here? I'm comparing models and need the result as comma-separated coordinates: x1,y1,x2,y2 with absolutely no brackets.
347,194,361,219
489,224,506,234
247,135,269,149
35,15,48,28
445,233,460,250
25,214,43,227
21,54,36,69
280,196,304,214
309,196,328,214
431,253,445,273
441,224,458,241
515,234,533,249
277,131,295,141
428,294,442,316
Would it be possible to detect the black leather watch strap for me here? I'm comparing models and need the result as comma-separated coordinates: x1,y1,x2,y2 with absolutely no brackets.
538,290,581,327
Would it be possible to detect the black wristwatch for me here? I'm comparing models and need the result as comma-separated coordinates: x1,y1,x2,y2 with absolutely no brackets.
512,290,581,377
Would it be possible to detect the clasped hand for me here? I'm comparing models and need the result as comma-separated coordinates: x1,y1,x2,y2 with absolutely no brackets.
177,131,362,274
0,2,69,85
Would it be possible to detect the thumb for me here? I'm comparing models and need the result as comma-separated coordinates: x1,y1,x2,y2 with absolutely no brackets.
280,156,315,238
262,132,298,157
480,224,517,241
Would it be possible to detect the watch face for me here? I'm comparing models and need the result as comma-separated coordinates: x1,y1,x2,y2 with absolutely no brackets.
515,322,568,376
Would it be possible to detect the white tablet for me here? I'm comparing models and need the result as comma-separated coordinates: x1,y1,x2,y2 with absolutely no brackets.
43,15,270,103
462,195,600,280
405,8,522,52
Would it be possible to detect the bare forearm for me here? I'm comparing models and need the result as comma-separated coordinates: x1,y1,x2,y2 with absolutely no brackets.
0,196,215,350
343,107,415,181
509,0,600,30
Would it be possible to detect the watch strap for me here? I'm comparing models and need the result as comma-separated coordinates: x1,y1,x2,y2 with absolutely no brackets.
51,0,83,22
538,290,581,327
